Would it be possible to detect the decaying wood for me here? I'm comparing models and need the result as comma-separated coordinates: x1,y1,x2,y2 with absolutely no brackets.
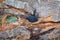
0,4,60,32
0,14,20,32
0,14,60,32
5,4,30,15
2,14,7,25
0,13,29,32
32,15,53,24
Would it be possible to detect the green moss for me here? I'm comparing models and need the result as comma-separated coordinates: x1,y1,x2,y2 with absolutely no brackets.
6,16,18,23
